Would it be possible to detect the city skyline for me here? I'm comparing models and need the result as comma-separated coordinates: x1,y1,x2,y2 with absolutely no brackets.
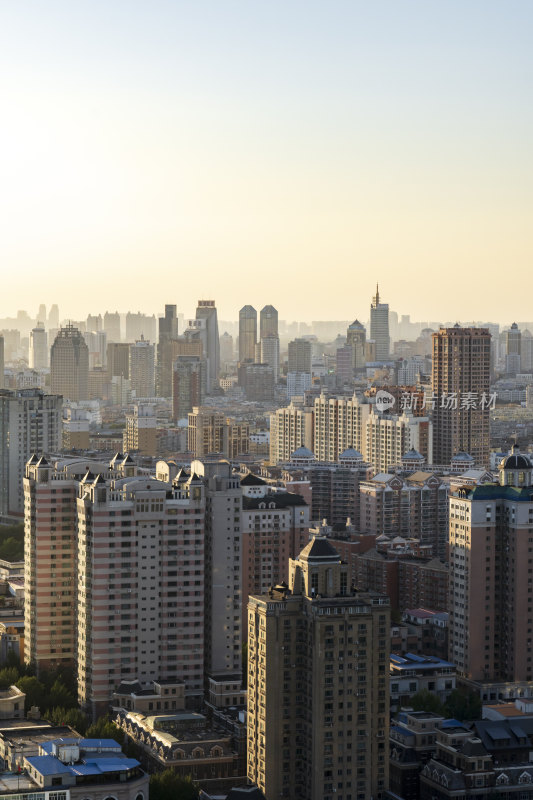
1,1,532,321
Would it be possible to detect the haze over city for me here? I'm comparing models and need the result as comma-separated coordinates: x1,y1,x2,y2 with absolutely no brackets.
2,0,532,320
2,3,533,800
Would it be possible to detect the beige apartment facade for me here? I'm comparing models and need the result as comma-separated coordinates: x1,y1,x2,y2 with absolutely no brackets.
247,537,390,800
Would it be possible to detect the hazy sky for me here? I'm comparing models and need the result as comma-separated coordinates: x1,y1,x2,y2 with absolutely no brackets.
1,1,531,322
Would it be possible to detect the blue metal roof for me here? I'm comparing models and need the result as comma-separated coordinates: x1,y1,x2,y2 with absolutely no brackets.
70,765,102,776
26,756,72,776
79,739,122,749
83,758,139,772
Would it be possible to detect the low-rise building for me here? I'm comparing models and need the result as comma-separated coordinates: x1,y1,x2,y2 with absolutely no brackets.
23,737,148,800
390,653,456,712
116,709,242,786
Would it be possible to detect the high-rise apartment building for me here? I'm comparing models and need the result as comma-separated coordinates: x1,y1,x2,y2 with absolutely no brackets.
172,357,206,421
196,300,220,392
247,537,390,800
62,406,90,450
286,371,312,400
504,321,521,375
0,389,62,518
219,331,234,365
188,407,226,457
360,470,449,559
240,474,309,635
24,455,81,672
103,311,121,342
308,453,371,527
260,305,278,339
260,333,280,379
432,326,491,466
191,459,242,684
123,404,157,456
269,401,314,464
86,314,102,332
288,338,312,373
83,330,107,370
0,335,4,390
238,362,275,402
48,304,59,330
129,338,155,398
187,407,248,459
239,306,257,363
449,446,533,685
50,324,89,402
364,407,432,473
157,304,179,397
370,285,390,361
24,455,206,716
107,342,130,379
29,324,48,369
313,393,370,462
125,312,157,343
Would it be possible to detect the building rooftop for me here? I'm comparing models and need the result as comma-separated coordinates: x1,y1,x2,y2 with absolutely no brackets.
390,653,455,672
242,492,307,509
240,473,267,487
299,536,340,563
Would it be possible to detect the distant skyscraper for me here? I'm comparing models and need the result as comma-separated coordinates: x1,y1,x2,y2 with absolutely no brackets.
370,284,390,361
86,313,102,332
504,321,521,374
260,305,278,339
106,342,130,379
260,333,280,379
219,331,234,364
288,338,312,373
247,537,390,800
196,300,220,392
346,319,366,369
129,338,155,398
432,326,491,466
50,324,89,402
172,357,206,421
239,305,257,363
0,389,62,517
103,311,121,342
125,312,157,343
157,304,179,397
0,336,4,389
37,304,47,325
29,324,48,369
48,304,59,330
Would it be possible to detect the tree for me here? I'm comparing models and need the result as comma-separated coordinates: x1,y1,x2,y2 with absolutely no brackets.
48,679,77,711
445,688,482,721
5,650,22,670
407,689,446,716
47,707,90,735
0,666,20,690
86,714,125,744
149,770,199,800
16,676,46,713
